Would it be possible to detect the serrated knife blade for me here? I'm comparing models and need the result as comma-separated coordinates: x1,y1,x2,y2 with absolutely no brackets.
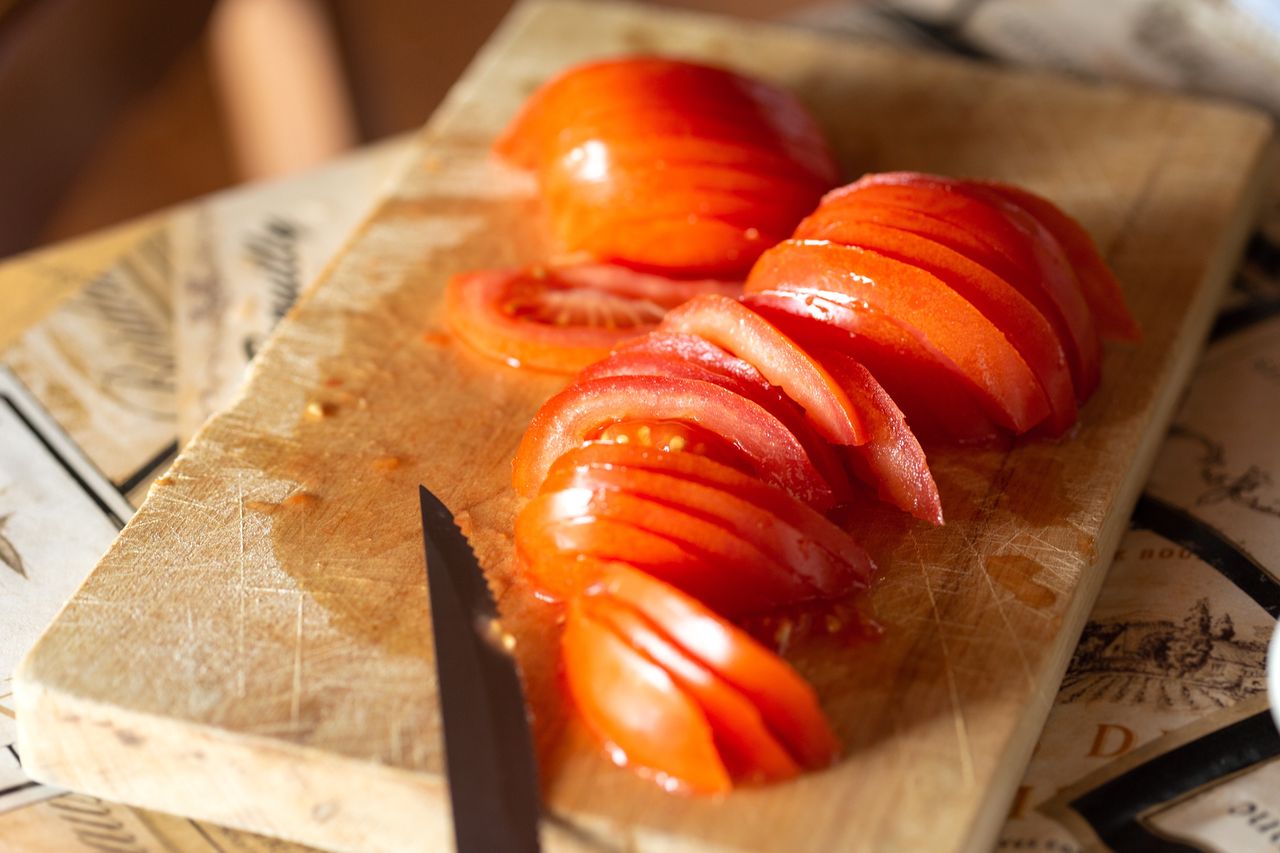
419,485,541,853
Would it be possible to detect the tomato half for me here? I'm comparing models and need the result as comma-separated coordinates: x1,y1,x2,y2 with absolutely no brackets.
742,289,1001,444
584,594,800,783
562,596,731,794
588,562,840,769
512,374,839,509
747,240,1049,433
445,263,739,373
791,218,1078,434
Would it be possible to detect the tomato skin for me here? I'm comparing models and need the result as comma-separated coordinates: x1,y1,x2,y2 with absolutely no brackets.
497,56,838,277
746,240,1050,434
790,218,1078,435
825,174,1102,400
562,596,732,794
512,374,840,509
542,456,871,598
974,180,1141,342
587,562,840,769
742,289,1002,444
584,594,800,783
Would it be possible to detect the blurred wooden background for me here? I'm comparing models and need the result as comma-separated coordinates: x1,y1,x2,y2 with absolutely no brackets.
0,0,809,261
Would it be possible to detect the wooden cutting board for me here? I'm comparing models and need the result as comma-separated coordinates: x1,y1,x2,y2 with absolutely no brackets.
15,2,1274,851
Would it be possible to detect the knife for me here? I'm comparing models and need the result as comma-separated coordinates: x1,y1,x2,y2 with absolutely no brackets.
419,485,542,853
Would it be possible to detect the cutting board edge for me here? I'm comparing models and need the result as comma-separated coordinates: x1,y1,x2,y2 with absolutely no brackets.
14,674,452,853
956,129,1276,853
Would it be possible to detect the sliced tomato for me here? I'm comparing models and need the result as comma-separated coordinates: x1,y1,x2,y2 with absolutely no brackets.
747,240,1049,433
583,594,799,783
592,419,748,470
975,180,1140,341
518,486,819,614
588,562,840,769
743,289,1001,444
657,294,867,446
791,218,1078,434
550,442,873,569
542,456,869,597
512,374,839,509
445,264,739,373
826,174,1102,399
562,596,731,794
584,333,854,503
810,348,943,524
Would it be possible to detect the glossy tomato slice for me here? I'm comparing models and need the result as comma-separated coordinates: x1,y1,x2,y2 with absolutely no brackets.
583,594,799,784
975,180,1140,341
589,562,840,769
747,240,1049,433
808,348,943,524
658,294,866,445
562,596,731,794
791,218,1078,434
592,419,748,470
512,374,839,509
743,289,1001,444
542,455,870,597
583,333,854,503
551,441,874,574
445,263,738,373
827,174,1102,399
518,486,819,614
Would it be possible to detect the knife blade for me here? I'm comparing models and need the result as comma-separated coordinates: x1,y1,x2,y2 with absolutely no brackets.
419,485,542,853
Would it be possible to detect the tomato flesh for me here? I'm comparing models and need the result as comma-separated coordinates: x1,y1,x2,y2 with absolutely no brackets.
562,596,731,794
512,374,839,509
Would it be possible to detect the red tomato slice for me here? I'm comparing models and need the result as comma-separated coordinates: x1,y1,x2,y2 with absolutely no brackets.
827,174,1102,399
583,594,800,784
589,562,840,769
975,180,1140,341
792,218,1078,434
592,419,748,470
551,441,873,573
742,289,1001,444
658,294,867,445
512,374,839,509
562,596,731,794
542,456,869,598
519,486,820,614
809,348,943,525
445,264,739,373
747,240,1050,433
583,333,854,504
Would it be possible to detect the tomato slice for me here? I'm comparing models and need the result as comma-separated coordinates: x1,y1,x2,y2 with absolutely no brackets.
747,240,1049,433
562,596,731,794
542,456,870,598
588,562,840,769
583,333,854,504
518,486,819,614
743,289,1001,444
975,180,1140,342
810,348,943,525
791,218,1077,434
583,594,800,783
551,441,873,571
826,174,1102,399
658,294,866,445
512,374,839,509
592,419,747,470
445,264,739,373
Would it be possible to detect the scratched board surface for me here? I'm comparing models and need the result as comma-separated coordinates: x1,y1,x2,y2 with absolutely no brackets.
14,2,1274,852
